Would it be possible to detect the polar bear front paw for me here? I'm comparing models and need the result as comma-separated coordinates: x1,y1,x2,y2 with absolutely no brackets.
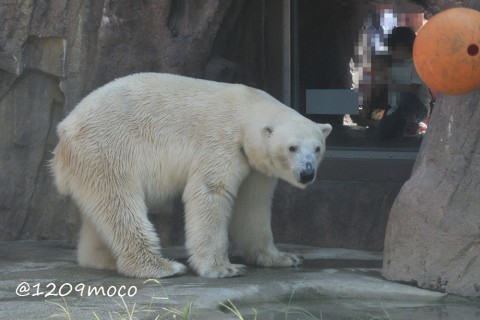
117,256,187,278
277,253,304,267
196,263,247,278
249,251,304,268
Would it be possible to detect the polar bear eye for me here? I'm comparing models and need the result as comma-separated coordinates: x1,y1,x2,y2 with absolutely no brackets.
315,146,321,153
289,146,298,152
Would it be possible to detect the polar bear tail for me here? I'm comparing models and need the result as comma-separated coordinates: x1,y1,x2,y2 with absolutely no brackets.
51,134,74,196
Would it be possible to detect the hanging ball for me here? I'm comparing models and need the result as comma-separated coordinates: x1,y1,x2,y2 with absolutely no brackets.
413,7,480,95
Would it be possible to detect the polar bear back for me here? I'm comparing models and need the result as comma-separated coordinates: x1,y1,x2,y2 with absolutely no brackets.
54,73,287,202
61,73,239,140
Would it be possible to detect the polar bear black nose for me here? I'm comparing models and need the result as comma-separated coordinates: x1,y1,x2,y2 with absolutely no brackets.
299,163,315,183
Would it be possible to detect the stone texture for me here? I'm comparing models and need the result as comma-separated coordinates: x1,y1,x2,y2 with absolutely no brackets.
1,0,475,259
382,92,480,298
0,0,266,241
421,0,470,15
3,241,461,320
382,0,480,299
272,179,402,251
1,0,392,250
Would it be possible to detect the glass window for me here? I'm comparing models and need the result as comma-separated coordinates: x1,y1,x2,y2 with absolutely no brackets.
289,0,430,156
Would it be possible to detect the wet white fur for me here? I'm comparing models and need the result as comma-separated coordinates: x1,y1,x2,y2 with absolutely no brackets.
52,73,331,278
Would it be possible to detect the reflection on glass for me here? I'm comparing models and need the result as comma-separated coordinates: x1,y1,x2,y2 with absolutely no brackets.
291,1,431,152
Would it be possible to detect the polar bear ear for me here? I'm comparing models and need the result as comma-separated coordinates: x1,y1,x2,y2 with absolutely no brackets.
263,126,274,138
319,123,332,137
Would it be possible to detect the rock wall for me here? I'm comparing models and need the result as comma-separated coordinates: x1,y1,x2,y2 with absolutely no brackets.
2,0,475,265
0,0,266,241
1,0,392,251
273,179,402,251
382,93,480,298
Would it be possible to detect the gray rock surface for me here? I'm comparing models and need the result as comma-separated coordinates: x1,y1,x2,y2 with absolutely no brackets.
1,0,476,261
383,92,480,298
0,0,265,241
272,179,402,250
4,241,472,320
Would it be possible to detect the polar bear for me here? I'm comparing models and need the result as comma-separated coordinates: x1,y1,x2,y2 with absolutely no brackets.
52,73,331,278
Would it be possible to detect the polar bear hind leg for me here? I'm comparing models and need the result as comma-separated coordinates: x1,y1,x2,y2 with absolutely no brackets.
229,171,304,267
77,216,116,270
71,175,187,278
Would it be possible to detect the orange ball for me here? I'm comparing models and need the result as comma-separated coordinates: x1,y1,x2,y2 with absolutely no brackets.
413,7,480,95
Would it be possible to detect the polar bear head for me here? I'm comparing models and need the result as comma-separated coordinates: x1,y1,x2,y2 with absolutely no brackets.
245,116,332,189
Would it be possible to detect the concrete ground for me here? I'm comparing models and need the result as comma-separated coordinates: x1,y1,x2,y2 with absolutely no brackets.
1,241,479,320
